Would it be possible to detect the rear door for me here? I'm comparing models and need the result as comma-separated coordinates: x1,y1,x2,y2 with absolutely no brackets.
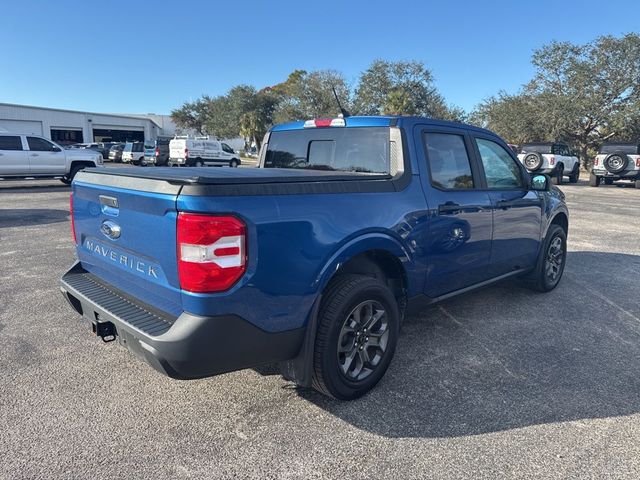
0,135,29,175
72,172,182,316
26,136,66,174
471,135,542,276
418,127,494,296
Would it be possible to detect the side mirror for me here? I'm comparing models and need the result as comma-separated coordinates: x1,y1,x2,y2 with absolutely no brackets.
531,173,550,191
52,147,62,152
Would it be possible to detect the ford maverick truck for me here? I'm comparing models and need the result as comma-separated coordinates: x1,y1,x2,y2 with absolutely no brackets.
60,116,569,400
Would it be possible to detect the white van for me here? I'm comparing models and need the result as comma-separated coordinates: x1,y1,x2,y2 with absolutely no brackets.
168,136,241,167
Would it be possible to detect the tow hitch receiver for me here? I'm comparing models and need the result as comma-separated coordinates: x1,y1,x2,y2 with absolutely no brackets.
92,318,117,343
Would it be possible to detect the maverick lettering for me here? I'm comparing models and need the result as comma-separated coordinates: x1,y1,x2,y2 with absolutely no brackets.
85,239,158,279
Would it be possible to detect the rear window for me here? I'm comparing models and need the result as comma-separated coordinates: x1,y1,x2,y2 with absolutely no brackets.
599,144,640,154
0,136,23,151
521,144,552,154
132,143,144,152
264,127,390,173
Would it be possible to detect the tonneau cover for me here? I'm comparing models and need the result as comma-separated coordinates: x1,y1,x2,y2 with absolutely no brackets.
82,167,391,185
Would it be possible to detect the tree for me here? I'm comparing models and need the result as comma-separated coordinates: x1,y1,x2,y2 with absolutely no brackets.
171,85,277,148
272,70,350,123
472,34,640,168
354,60,463,120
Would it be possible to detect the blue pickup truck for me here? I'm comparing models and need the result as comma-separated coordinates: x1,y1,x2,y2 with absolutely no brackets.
60,116,568,400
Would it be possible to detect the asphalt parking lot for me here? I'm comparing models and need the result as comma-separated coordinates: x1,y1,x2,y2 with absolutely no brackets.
1,175,639,479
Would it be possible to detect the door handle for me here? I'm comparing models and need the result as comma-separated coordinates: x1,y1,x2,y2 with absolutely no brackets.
496,200,511,210
438,202,462,215
30,153,39,157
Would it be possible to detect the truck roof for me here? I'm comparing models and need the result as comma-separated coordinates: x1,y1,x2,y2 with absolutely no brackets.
270,115,499,138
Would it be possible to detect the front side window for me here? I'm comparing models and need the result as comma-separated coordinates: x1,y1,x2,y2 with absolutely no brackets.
221,143,234,154
27,137,57,152
475,138,523,189
424,132,474,189
0,136,23,151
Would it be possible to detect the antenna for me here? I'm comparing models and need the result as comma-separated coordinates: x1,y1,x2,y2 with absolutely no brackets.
332,86,351,118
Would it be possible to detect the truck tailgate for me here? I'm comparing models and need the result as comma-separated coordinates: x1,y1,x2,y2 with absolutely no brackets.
72,171,182,317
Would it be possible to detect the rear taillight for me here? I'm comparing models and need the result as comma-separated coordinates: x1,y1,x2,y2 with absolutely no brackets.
70,193,77,244
177,213,246,293
549,156,555,166
594,158,599,166
636,158,640,167
155,147,160,157
184,148,189,159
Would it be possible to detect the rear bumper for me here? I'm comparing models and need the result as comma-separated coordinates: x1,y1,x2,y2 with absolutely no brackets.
592,169,639,179
60,262,304,379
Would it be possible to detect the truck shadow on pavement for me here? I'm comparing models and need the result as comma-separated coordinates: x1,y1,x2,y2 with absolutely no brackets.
0,209,70,228
299,251,640,438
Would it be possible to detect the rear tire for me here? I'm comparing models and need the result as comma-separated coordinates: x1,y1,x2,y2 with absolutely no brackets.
194,159,204,167
311,274,400,400
525,224,567,293
635,179,640,189
589,173,600,187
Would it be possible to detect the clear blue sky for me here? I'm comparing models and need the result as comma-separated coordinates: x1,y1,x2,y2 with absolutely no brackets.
1,0,638,115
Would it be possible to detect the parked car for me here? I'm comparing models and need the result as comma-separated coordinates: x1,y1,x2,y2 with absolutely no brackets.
169,137,241,167
517,142,580,184
590,143,640,188
108,144,124,162
0,133,102,183
68,142,102,152
97,142,119,160
121,142,145,165
143,138,171,166
60,115,568,400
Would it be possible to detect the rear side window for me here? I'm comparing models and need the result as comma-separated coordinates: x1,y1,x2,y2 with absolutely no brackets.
132,143,144,152
27,137,57,151
265,127,390,173
475,138,523,189
424,132,474,189
0,136,23,151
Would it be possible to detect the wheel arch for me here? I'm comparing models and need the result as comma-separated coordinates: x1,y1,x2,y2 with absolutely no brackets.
548,211,568,236
314,233,411,305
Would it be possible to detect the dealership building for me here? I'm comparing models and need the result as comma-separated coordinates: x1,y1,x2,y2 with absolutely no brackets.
0,102,179,145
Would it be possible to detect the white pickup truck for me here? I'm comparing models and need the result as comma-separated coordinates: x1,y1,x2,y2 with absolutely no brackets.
517,142,580,185
0,133,103,184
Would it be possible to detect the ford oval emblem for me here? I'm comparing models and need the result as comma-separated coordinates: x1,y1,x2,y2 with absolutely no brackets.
100,220,121,240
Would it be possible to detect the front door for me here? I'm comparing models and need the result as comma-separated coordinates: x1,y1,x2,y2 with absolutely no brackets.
418,128,494,297
471,135,543,276
26,136,66,174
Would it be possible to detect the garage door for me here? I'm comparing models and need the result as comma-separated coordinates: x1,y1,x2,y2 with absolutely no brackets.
0,119,43,135
92,127,144,143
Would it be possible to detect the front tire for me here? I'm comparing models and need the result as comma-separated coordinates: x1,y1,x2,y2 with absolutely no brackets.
60,165,83,184
525,224,567,293
311,274,400,400
568,164,580,183
230,159,239,168
551,165,563,185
